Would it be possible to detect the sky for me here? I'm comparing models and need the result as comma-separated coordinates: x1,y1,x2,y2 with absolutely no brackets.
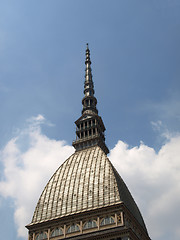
0,1,180,240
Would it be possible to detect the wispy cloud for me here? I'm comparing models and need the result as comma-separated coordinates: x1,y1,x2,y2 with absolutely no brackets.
144,94,180,131
26,114,54,127
153,98,180,122
151,120,174,140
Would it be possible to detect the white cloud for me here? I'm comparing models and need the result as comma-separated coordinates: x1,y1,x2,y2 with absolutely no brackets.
0,115,180,240
0,116,74,238
109,135,180,240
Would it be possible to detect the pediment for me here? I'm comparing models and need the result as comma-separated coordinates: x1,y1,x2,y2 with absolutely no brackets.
75,113,94,123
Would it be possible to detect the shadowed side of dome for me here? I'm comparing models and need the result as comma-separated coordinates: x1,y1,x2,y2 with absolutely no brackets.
31,146,121,224
111,165,148,233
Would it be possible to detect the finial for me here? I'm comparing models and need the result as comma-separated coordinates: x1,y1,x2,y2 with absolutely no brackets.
85,43,91,65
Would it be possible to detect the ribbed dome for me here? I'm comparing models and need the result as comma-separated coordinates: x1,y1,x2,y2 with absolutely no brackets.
31,146,147,232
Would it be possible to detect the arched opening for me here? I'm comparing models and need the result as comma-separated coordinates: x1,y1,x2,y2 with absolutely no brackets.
100,216,115,226
35,232,47,240
50,227,63,237
67,223,80,234
83,220,97,230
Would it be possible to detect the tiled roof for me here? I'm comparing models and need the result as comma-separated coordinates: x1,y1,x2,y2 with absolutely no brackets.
31,146,147,232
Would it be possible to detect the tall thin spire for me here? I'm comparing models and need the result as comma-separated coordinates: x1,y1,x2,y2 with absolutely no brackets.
82,43,98,114
72,44,109,154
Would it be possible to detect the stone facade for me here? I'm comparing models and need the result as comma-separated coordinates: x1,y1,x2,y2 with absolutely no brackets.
27,203,150,240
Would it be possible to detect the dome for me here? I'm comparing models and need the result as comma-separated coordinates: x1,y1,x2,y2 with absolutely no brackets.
31,146,147,233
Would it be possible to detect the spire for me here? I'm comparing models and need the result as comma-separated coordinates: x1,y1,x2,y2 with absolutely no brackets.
82,43,98,114
72,44,109,154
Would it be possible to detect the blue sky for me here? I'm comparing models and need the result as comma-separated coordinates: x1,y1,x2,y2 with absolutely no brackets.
0,1,180,240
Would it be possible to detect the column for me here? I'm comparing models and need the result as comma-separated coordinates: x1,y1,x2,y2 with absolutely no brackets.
115,213,118,226
97,217,100,230
80,220,83,234
64,224,66,238
47,228,50,240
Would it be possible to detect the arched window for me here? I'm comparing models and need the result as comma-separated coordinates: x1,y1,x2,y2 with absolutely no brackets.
67,223,80,233
83,220,97,229
35,232,47,240
50,228,63,237
100,216,115,226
